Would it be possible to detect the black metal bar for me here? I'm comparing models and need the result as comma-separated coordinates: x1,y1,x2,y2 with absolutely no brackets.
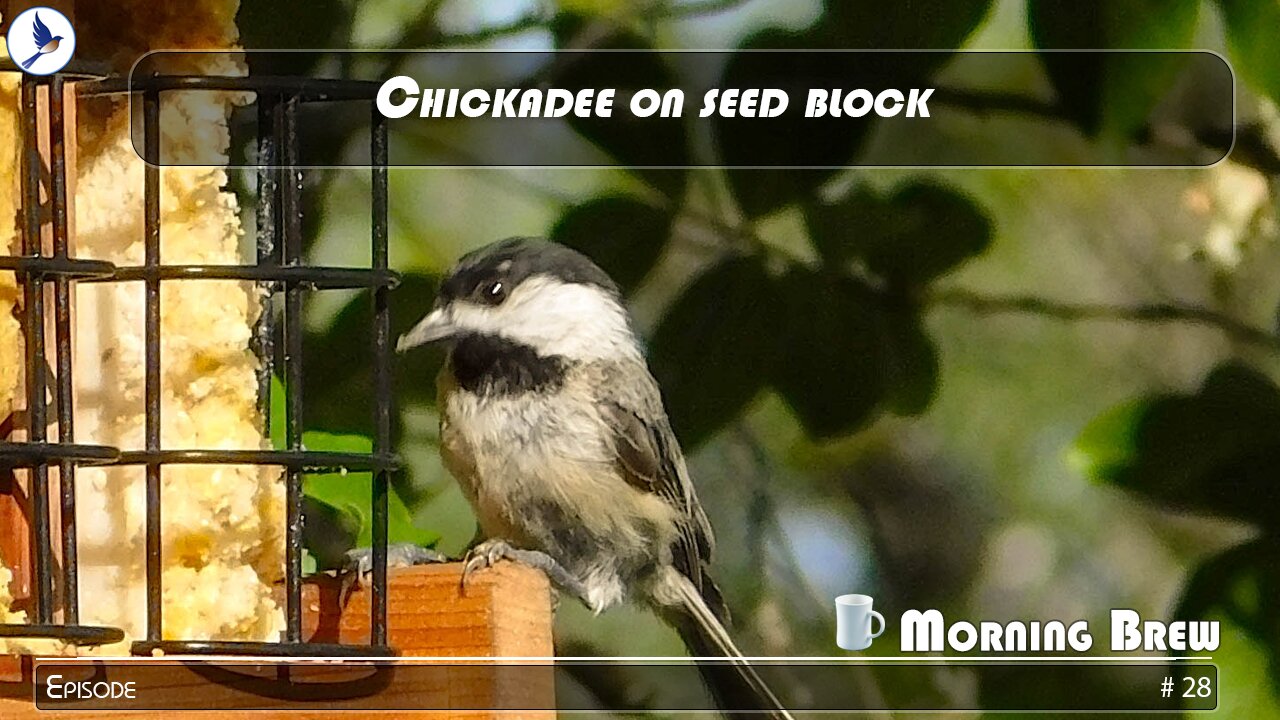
0,69,408,656
0,441,119,467
282,95,305,644
142,88,163,643
109,448,395,471
253,96,279,435
370,108,391,648
83,75,385,101
90,264,398,288
0,623,125,645
131,640,394,657
49,75,79,623
0,256,115,278
20,74,54,626
0,58,109,80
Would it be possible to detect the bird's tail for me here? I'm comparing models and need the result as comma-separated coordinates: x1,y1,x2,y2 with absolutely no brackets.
664,573,795,720
21,52,41,69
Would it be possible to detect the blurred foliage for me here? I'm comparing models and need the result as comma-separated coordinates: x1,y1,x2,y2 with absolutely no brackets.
1076,363,1280,699
232,0,1280,715
270,377,439,569
236,0,352,75
1028,0,1200,141
1214,0,1280,104
552,15,691,198
303,274,444,427
1074,363,1280,526
806,180,992,285
715,36,873,218
769,266,939,436
714,0,994,216
1174,539,1280,700
649,255,780,444
550,196,673,293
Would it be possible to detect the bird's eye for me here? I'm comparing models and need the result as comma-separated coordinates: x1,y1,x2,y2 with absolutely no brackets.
481,280,507,305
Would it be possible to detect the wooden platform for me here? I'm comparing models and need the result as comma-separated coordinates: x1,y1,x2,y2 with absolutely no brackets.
0,562,556,719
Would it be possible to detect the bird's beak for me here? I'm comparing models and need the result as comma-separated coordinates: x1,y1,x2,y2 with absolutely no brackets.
397,308,458,353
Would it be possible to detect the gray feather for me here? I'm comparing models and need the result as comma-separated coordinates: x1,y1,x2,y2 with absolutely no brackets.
593,360,722,615
666,572,795,720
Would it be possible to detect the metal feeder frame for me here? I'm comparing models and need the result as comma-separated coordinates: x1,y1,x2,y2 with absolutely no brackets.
0,61,398,657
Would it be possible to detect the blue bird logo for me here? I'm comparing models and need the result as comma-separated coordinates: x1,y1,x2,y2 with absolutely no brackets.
20,13,63,70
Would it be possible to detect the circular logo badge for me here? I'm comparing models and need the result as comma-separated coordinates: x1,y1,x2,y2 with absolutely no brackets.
6,7,76,76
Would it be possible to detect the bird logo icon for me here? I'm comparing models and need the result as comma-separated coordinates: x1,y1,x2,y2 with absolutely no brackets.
6,7,76,76
21,13,63,69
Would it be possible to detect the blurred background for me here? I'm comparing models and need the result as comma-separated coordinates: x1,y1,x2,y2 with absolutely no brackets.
230,0,1280,716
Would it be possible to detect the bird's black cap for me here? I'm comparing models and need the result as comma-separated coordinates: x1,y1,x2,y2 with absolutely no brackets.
438,237,619,303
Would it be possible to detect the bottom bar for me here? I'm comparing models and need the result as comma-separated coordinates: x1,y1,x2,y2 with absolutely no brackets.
30,659,1216,712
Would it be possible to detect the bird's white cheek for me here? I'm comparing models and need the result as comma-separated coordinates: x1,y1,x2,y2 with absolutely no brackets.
506,305,639,362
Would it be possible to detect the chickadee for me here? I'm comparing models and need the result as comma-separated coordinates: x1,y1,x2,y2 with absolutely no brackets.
398,237,792,720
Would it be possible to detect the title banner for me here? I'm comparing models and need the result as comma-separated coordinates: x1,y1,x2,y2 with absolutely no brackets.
33,659,1217,712
125,50,1234,168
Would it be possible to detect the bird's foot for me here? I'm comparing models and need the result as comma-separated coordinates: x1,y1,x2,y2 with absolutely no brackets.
340,542,448,603
461,539,590,604
343,542,448,577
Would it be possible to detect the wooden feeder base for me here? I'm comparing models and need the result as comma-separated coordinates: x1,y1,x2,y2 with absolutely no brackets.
0,563,556,719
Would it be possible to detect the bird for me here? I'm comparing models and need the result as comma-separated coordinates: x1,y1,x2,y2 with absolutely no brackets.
20,13,63,71
396,237,793,720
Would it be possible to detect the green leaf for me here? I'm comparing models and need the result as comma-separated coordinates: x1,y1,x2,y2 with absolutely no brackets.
824,0,994,53
1028,0,1200,140
878,308,940,415
716,30,872,219
648,256,780,446
302,548,318,577
235,0,350,75
1070,397,1150,482
1212,613,1280,717
715,0,993,219
805,180,993,286
1216,0,1280,104
301,497,359,572
269,381,438,568
302,431,439,565
551,14,689,200
1072,362,1280,527
771,270,886,437
1174,539,1280,702
304,273,444,436
550,196,672,294
770,269,939,439
270,374,287,451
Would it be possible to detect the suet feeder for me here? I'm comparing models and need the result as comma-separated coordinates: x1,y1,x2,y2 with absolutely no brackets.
0,2,552,717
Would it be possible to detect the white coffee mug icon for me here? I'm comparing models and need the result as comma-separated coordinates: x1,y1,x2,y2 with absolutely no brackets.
835,594,885,651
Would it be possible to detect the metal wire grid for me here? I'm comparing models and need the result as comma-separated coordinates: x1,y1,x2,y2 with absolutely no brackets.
0,66,397,656
0,67,122,649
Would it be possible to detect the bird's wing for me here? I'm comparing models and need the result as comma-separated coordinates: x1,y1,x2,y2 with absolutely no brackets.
597,378,718,606
31,13,54,48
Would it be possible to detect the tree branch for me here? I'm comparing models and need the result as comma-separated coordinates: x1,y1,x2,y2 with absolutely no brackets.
930,288,1280,351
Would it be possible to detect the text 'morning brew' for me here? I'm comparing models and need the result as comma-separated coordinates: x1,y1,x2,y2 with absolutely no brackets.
900,609,1219,653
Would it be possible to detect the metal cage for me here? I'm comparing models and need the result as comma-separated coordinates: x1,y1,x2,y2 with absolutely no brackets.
0,61,397,657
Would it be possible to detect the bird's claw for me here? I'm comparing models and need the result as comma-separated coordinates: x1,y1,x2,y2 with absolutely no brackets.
340,542,447,603
343,542,448,578
460,539,591,604
460,539,520,588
